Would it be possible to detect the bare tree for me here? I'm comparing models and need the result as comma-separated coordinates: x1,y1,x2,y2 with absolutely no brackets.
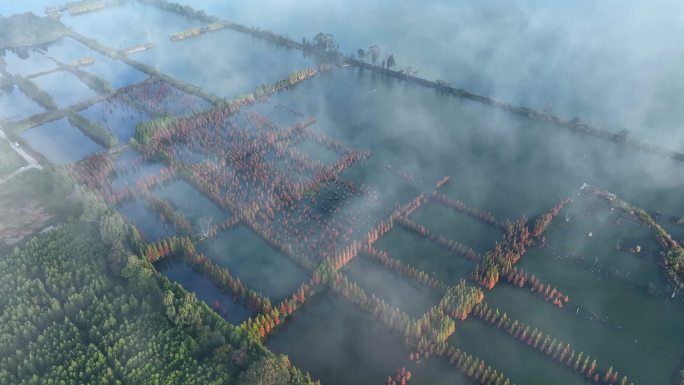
197,216,214,239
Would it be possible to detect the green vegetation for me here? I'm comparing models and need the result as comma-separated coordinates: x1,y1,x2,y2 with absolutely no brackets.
67,112,118,148
0,139,26,177
0,169,317,384
0,13,66,49
134,115,178,144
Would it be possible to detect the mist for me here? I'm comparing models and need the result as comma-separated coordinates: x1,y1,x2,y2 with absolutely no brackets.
1,1,683,385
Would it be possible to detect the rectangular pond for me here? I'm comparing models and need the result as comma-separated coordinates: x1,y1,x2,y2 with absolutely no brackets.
31,70,98,109
153,180,228,229
3,49,56,76
267,291,413,385
449,317,588,385
155,259,254,325
410,200,501,255
44,37,148,89
0,85,45,121
110,149,164,190
344,255,441,318
19,117,102,164
78,98,150,142
373,226,475,285
118,197,174,243
198,225,309,302
131,28,314,99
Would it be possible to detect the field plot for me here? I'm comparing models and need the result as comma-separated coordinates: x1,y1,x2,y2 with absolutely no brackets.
20,117,102,164
0,85,44,121
31,70,97,108
268,292,414,385
198,226,309,302
132,28,314,98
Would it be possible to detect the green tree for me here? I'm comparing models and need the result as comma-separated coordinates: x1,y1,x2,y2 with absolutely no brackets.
239,356,291,385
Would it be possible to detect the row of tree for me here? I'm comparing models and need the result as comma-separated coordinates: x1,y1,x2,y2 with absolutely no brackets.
386,367,412,385
430,192,500,228
397,216,480,261
472,303,632,384
414,339,513,385
504,267,569,308
473,217,531,289
362,246,447,292
531,197,572,237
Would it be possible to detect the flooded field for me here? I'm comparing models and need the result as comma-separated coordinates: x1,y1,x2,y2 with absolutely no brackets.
3,1,683,384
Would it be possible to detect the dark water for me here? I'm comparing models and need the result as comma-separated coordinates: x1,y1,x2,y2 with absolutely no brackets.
267,291,415,385
374,226,475,284
19,117,102,164
197,226,309,302
343,255,442,318
156,259,254,325
410,200,502,255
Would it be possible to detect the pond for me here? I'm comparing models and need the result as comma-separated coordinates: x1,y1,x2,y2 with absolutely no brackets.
2,49,56,76
174,0,684,152
131,27,314,99
155,259,254,325
19,117,102,164
267,291,414,385
449,317,588,385
44,37,148,89
373,226,475,285
110,149,163,190
31,70,97,108
0,85,44,121
197,225,309,302
78,98,150,142
153,180,227,229
118,197,174,243
61,1,205,49
410,200,501,255
343,255,441,318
